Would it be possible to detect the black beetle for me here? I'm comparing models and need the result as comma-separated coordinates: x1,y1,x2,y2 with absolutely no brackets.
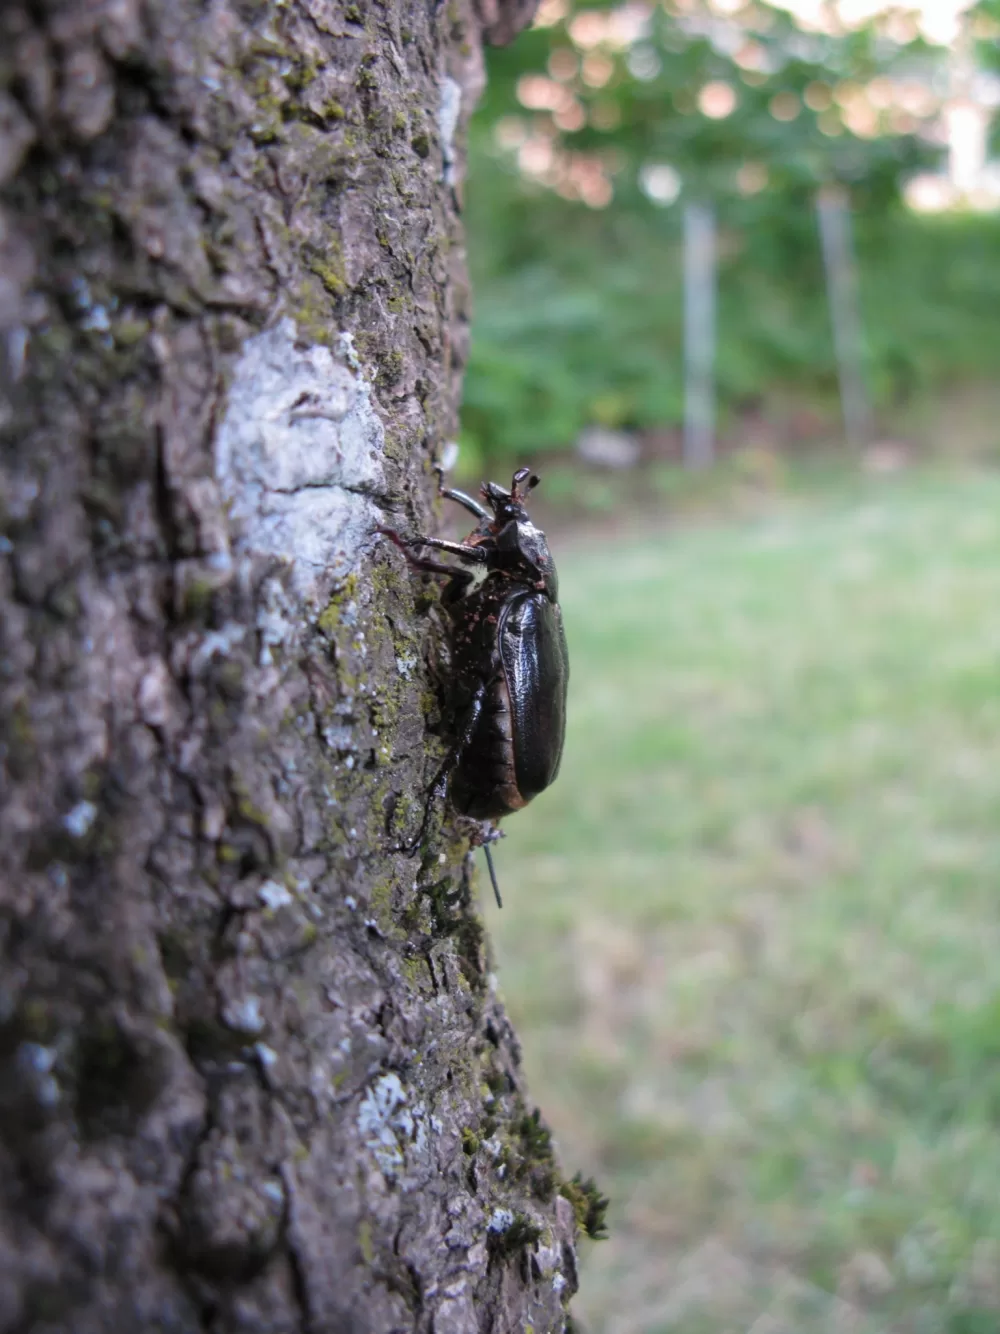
380,466,569,906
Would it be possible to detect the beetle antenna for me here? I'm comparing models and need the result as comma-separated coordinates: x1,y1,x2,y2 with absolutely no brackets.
510,467,541,504
483,843,503,909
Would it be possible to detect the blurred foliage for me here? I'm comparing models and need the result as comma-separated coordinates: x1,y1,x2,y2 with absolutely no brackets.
460,0,1000,468
480,0,936,199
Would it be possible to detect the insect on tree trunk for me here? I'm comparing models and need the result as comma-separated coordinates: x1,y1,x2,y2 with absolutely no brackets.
0,2,588,1331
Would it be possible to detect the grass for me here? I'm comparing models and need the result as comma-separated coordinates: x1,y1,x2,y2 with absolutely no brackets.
488,463,1000,1334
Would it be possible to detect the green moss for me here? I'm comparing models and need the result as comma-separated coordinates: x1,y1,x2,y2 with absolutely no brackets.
402,955,431,989
6,699,36,778
316,574,359,639
323,99,346,121
462,1128,480,1155
370,682,402,736
180,576,217,623
80,478,122,526
308,243,348,298
216,659,247,702
387,790,422,845
369,555,398,600
208,696,230,727
358,1219,374,1264
512,1107,558,1202
559,1173,610,1240
411,132,431,159
234,793,270,829
20,999,54,1042
250,115,282,146
488,1212,542,1260
454,913,487,991
292,281,334,348
113,318,150,346
377,349,404,388
421,873,462,935
283,58,319,93
369,878,395,931
158,929,193,982
47,581,80,620
344,2,363,20
517,1107,554,1161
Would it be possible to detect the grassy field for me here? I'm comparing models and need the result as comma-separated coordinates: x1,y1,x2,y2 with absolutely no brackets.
489,465,1000,1334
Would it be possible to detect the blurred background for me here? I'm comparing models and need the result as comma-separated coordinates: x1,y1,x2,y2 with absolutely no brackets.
459,0,1000,1329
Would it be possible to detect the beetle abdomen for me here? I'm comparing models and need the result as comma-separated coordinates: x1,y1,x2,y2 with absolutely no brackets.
499,592,569,802
451,677,526,819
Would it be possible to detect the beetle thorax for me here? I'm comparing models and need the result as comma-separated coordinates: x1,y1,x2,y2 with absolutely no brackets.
506,520,557,598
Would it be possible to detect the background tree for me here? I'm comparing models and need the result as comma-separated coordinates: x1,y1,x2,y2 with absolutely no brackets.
460,0,1000,468
0,2,599,1331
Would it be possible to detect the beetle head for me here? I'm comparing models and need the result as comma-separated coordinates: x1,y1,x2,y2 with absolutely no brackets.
481,468,558,599
480,467,539,521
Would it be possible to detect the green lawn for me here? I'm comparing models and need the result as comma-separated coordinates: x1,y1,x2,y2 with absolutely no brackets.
490,466,1000,1334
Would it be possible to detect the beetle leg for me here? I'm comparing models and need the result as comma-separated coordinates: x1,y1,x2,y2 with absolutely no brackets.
377,527,473,583
393,678,490,856
426,681,487,804
410,536,489,565
460,819,505,908
483,843,502,910
435,463,491,521
378,527,487,571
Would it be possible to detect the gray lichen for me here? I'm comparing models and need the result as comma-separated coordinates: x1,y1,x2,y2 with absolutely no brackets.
439,77,463,185
215,318,385,600
357,1072,435,1182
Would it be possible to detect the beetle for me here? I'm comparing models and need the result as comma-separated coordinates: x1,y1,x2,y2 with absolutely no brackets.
379,465,569,907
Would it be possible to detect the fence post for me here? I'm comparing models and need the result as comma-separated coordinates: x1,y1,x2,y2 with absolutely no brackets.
683,200,717,469
816,185,873,449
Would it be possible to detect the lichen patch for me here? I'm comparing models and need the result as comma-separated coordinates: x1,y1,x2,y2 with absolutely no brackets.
357,1072,433,1180
215,318,385,600
438,77,462,184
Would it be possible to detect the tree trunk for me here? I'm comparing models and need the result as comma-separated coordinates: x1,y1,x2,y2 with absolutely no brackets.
0,3,583,1331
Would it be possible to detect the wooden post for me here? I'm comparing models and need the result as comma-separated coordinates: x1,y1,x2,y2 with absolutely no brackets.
683,200,717,469
816,185,873,448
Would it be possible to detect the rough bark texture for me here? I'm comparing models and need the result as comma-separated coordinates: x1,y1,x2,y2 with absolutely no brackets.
0,3,584,1332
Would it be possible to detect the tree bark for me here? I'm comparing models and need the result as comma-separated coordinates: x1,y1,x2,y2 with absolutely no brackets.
0,3,583,1332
